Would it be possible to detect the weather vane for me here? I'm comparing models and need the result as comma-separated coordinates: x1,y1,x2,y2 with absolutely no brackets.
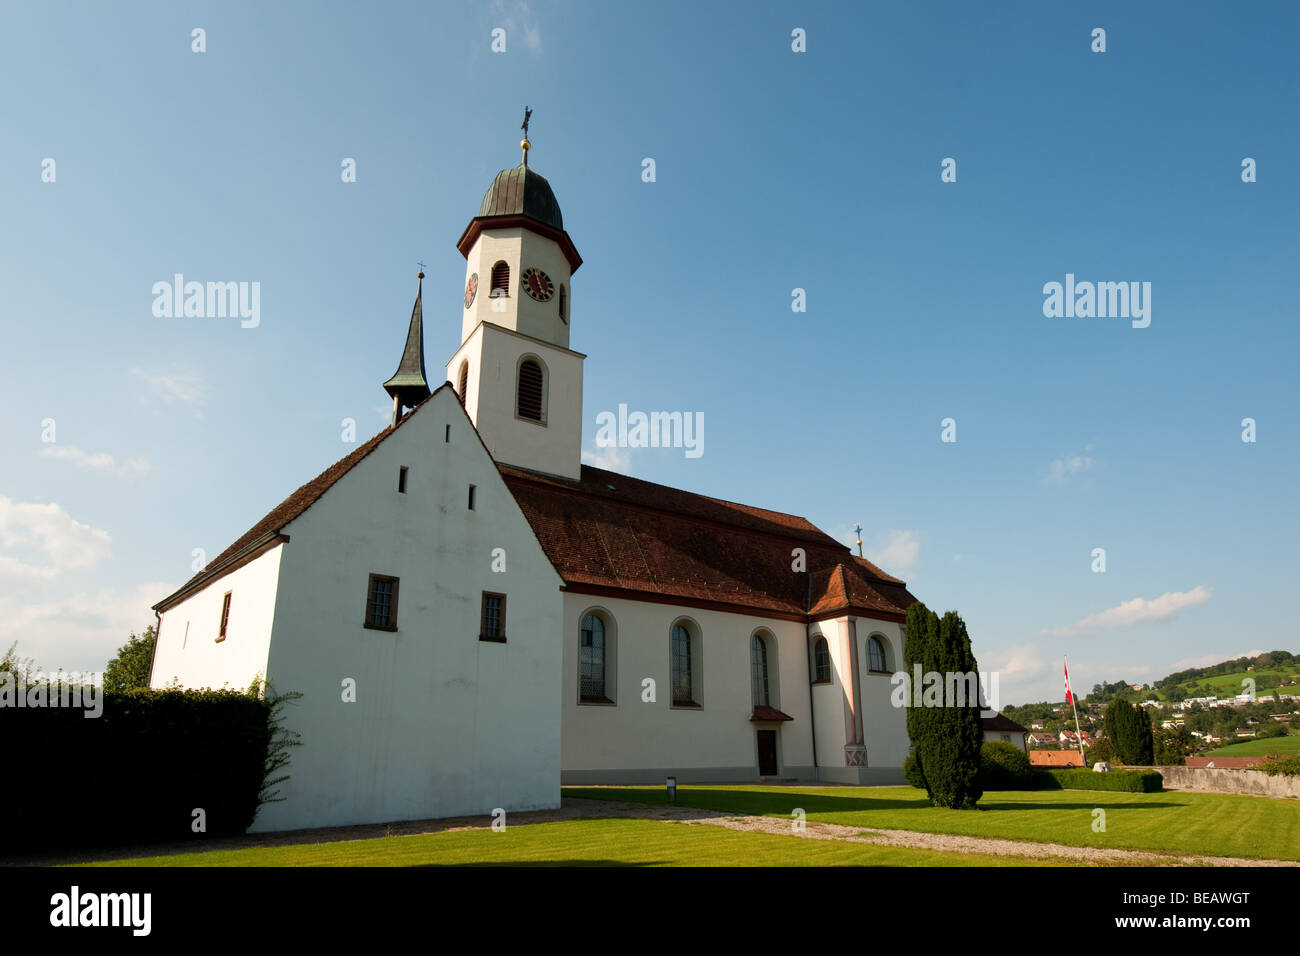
854,522,863,558
416,259,426,278
520,106,533,165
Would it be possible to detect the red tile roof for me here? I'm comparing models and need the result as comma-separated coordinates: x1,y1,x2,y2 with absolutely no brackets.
750,705,795,722
1028,751,1086,767
499,463,917,621
156,394,919,623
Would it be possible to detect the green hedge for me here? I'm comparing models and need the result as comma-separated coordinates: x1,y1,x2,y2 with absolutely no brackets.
1036,768,1164,793
0,687,273,852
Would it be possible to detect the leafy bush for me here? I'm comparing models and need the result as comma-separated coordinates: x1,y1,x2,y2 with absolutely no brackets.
979,741,1033,790
1256,756,1300,777
0,686,279,851
1036,768,1163,793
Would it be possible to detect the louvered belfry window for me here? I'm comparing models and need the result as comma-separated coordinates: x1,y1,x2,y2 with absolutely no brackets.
457,361,468,405
517,359,543,421
490,261,510,296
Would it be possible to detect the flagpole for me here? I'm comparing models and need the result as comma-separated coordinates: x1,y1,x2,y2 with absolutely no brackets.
1066,655,1086,765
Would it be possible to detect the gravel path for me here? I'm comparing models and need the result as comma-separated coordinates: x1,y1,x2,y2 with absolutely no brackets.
10,796,1296,867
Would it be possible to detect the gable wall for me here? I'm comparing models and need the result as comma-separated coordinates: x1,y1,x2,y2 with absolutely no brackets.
250,389,564,832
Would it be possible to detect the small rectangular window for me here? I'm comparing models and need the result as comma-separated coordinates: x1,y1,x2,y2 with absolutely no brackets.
480,592,506,642
365,574,400,630
445,424,450,443
216,591,232,643
468,484,477,510
398,466,408,493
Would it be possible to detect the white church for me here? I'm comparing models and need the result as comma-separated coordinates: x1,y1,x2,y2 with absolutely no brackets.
149,133,921,833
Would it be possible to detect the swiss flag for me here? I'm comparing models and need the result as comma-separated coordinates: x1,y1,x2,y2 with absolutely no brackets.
1064,661,1073,705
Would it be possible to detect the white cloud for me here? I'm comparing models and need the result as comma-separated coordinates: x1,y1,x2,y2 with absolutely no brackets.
1043,586,1212,638
0,496,112,576
0,581,173,675
1046,446,1095,484
582,444,630,472
132,367,204,405
873,529,920,572
492,0,541,50
981,642,1048,683
39,444,150,477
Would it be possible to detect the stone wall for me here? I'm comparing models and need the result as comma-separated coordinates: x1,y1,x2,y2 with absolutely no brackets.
1155,765,1300,799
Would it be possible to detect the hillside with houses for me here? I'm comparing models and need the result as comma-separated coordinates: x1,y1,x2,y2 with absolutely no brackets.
1001,650,1300,766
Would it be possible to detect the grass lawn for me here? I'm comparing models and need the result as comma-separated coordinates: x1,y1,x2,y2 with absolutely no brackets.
76,818,1061,867
567,785,1300,862
1205,735,1300,757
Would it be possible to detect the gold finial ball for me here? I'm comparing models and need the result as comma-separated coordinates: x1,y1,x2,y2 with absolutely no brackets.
521,138,531,151
417,271,425,279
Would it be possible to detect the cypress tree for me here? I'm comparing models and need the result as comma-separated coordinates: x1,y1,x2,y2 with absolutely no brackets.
902,603,984,809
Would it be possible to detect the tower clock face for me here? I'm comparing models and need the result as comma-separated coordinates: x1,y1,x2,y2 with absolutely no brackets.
464,273,478,310
522,267,554,302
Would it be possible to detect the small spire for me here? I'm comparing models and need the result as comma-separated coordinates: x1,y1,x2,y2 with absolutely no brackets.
854,522,863,558
383,270,432,424
520,105,532,166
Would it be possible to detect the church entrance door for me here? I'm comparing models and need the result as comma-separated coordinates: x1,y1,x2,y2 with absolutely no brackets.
756,730,778,775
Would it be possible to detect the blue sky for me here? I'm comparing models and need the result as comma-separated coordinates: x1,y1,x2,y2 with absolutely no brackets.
2,1,1296,703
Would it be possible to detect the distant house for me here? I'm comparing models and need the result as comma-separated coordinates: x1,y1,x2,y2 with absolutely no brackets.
1030,750,1085,768
1027,732,1056,748
1060,730,1095,748
1234,728,1257,738
1030,720,1044,730
980,712,1028,752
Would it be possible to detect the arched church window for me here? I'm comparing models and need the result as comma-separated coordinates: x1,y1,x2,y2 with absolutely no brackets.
517,359,544,422
490,261,510,296
751,634,770,707
558,285,568,324
671,624,694,705
868,636,888,673
457,360,468,405
812,637,831,684
580,613,606,701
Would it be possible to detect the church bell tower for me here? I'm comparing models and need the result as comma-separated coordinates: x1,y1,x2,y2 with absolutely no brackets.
445,116,585,481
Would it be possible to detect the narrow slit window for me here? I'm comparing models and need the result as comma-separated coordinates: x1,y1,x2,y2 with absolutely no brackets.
398,466,408,493
445,424,450,443
216,591,232,643
468,484,477,510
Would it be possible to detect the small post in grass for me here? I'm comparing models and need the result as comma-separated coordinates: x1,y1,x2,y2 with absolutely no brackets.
666,776,677,804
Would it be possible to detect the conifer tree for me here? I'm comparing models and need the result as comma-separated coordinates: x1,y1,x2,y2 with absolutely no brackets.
903,603,984,809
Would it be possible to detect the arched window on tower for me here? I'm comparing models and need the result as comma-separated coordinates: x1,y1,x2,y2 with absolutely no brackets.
558,285,568,324
490,261,510,297
516,358,544,422
457,360,468,406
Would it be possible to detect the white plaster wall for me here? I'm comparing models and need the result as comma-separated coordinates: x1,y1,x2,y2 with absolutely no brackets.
855,618,910,769
560,593,814,778
809,621,850,767
448,323,583,481
463,227,572,349
250,387,564,832
151,544,282,693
